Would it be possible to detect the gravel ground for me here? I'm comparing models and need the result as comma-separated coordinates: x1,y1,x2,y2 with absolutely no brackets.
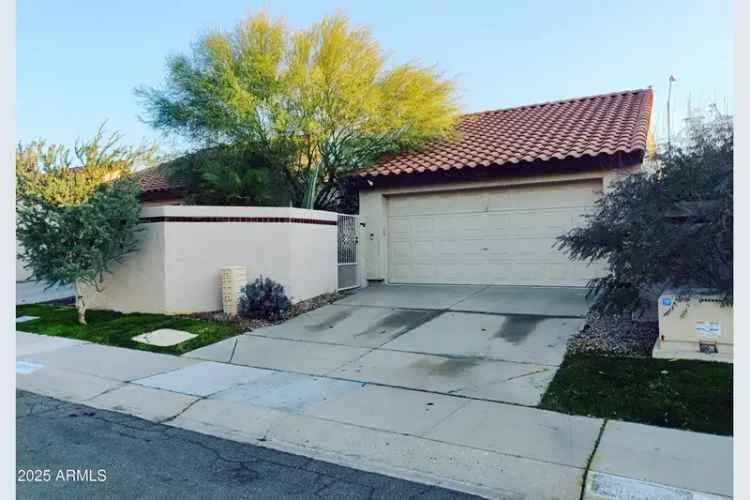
196,290,355,332
567,311,659,358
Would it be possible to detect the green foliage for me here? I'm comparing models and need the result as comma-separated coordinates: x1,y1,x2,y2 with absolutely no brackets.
541,354,732,435
557,114,733,314
16,304,241,355
137,11,459,210
239,276,291,320
17,179,143,324
164,145,289,206
16,125,158,205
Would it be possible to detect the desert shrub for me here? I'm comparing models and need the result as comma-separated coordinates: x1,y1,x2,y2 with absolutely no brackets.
239,276,291,320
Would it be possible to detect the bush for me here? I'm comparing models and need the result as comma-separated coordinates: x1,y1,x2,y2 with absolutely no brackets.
556,112,733,314
239,276,291,320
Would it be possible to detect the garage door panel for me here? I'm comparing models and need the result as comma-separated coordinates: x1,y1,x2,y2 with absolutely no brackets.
387,180,603,286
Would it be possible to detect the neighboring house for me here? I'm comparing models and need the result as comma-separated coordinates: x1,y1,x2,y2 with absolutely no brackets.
136,165,187,207
356,88,654,287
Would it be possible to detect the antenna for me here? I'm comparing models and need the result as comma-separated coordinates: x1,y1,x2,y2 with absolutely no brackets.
667,75,677,153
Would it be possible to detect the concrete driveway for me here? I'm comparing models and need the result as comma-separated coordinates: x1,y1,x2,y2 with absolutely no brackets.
188,284,591,406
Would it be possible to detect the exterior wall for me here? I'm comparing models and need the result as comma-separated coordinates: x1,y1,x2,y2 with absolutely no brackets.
359,166,641,283
85,206,338,314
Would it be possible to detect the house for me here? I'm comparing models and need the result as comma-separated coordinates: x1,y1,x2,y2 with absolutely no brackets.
356,88,654,287
136,165,187,207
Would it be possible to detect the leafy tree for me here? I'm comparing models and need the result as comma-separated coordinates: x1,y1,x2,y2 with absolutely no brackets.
557,113,733,314
163,145,289,206
16,127,153,324
17,179,143,324
16,124,158,205
137,12,458,210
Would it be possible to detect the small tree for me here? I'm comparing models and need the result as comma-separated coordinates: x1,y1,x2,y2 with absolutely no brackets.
17,179,143,324
557,112,733,314
16,124,157,205
137,11,458,210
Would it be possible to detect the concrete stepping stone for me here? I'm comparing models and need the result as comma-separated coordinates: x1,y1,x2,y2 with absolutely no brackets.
15,316,39,323
132,329,198,347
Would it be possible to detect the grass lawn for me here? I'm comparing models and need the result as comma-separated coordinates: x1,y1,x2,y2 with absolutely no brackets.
540,354,733,435
16,304,242,355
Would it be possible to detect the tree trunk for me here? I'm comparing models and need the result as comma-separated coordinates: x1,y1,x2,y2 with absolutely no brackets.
74,281,87,325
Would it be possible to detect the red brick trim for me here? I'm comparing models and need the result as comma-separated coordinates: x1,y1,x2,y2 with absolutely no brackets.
140,216,337,226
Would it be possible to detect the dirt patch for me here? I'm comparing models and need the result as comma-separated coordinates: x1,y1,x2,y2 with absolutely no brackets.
568,311,658,357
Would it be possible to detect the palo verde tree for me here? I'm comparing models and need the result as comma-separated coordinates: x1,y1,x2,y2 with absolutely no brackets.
137,12,459,210
557,111,733,314
16,127,155,324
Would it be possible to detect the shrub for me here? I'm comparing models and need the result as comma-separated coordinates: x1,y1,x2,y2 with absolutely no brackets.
556,112,733,314
239,276,291,320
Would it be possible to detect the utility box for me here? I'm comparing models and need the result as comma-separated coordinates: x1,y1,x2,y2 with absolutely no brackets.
652,290,733,363
221,266,247,317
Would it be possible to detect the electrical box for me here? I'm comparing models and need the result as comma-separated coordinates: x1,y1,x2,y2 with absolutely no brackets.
221,266,247,317
653,290,733,363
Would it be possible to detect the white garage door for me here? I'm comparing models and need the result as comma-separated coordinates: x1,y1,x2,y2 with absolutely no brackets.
387,180,604,286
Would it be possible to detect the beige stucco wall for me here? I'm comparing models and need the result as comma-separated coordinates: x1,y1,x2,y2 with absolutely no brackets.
359,166,641,283
85,206,338,314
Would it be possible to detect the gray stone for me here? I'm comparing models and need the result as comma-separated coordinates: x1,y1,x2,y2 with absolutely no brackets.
212,371,363,413
135,361,274,397
15,315,39,323
16,332,88,357
425,399,602,467
330,349,556,406
87,384,199,422
381,311,583,366
249,304,440,348
182,337,237,363
19,343,198,382
335,285,484,310
590,420,733,498
305,384,469,436
450,285,592,317
132,329,198,347
229,335,370,375
17,365,123,402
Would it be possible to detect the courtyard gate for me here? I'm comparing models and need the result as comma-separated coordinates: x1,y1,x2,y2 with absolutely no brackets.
337,214,359,290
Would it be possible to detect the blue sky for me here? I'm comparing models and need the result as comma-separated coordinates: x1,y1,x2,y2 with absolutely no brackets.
17,0,733,153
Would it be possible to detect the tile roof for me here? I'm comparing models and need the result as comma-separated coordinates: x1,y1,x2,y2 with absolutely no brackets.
359,88,653,178
136,164,177,193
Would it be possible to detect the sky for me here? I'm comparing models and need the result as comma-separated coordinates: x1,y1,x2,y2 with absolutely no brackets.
17,0,733,154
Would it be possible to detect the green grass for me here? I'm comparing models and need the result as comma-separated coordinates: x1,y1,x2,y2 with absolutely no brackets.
16,304,242,355
540,354,733,435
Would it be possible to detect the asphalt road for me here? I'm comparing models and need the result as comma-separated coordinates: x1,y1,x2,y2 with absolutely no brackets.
16,391,479,500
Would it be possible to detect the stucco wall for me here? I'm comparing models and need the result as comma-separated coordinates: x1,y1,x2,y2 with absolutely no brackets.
359,166,641,283
85,206,338,314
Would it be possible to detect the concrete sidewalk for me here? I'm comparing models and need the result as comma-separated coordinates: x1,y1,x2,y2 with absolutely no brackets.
16,332,733,500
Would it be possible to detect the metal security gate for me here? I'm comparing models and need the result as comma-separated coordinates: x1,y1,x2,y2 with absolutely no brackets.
337,214,359,290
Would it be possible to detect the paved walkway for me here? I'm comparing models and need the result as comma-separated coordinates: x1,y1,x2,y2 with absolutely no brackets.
16,280,74,305
16,331,733,499
18,391,477,499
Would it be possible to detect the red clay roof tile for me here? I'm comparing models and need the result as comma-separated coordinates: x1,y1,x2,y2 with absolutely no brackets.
359,88,653,178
